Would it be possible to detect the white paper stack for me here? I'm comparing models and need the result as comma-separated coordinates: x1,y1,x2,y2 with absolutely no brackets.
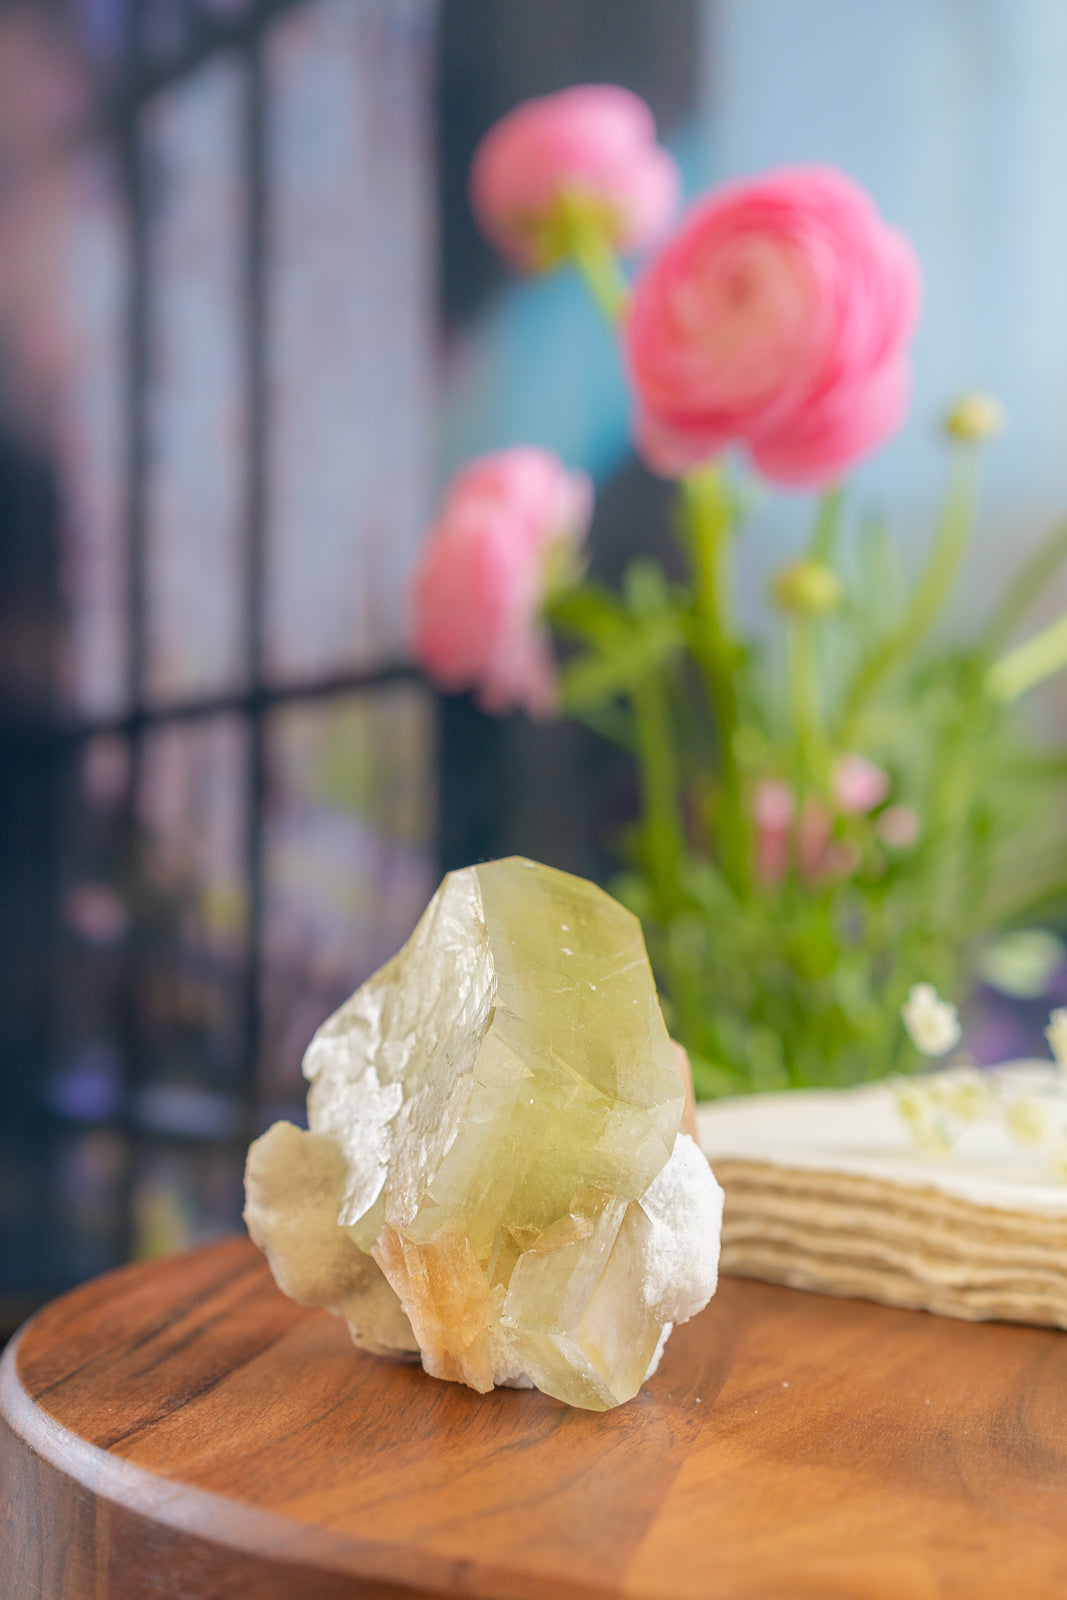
697,1064,1067,1328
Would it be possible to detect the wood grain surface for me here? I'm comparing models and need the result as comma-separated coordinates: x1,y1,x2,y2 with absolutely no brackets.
3,1236,1067,1599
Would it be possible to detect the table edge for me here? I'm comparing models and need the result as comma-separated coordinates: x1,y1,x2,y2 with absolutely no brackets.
0,1263,624,1600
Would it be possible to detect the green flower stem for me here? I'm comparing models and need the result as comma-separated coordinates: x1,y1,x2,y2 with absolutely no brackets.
681,466,748,891
837,448,979,743
987,610,1067,703
631,675,684,919
811,483,844,564
788,618,829,787
556,192,630,323
789,486,842,788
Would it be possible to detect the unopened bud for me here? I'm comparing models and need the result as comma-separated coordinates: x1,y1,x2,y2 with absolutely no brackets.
772,559,842,617
943,392,1006,444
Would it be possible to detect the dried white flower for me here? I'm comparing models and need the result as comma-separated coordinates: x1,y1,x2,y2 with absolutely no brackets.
928,1067,996,1123
901,984,962,1058
893,1082,953,1154
1046,1008,1067,1069
1005,1097,1051,1146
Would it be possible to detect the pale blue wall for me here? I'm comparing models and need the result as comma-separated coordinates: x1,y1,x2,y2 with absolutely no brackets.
706,0,1067,518
698,0,1067,665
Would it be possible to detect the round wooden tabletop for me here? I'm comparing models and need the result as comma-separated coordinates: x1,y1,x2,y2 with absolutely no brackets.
3,1235,1067,1599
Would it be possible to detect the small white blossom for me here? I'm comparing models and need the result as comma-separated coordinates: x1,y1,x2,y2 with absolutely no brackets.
933,1067,996,1122
894,1082,953,1154
1005,1097,1051,1147
1046,1008,1067,1070
901,984,962,1058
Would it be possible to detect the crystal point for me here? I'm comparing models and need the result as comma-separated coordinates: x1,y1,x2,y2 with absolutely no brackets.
245,857,723,1410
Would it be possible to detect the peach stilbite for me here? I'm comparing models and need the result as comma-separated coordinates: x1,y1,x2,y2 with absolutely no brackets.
245,858,724,1412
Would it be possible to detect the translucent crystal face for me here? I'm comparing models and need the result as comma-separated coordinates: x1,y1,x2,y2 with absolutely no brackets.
246,857,722,1412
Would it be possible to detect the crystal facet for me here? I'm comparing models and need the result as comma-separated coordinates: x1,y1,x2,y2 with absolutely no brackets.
245,857,723,1410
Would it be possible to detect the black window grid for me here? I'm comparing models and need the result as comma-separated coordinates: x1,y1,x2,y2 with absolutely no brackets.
29,0,423,1265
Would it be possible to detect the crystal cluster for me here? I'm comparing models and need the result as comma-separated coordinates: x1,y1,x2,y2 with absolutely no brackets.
245,857,723,1411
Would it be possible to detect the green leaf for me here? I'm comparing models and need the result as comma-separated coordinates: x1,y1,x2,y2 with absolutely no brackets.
545,583,628,645
557,616,684,712
980,519,1067,657
622,558,671,616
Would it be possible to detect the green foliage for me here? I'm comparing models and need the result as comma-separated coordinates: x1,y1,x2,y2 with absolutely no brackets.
549,457,1067,1100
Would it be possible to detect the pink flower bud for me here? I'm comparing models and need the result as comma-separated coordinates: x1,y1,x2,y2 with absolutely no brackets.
411,448,592,717
752,778,794,887
797,796,834,882
753,779,866,887
625,165,920,485
833,754,891,815
755,774,796,889
877,805,920,849
469,86,680,271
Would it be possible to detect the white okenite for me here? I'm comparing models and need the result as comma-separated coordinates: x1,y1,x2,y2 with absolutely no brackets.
901,983,961,1058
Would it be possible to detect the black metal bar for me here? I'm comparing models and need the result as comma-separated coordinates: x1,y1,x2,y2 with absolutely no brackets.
92,0,308,129
0,662,422,746
18,0,437,1285
121,90,150,707
240,26,269,1143
113,0,153,1265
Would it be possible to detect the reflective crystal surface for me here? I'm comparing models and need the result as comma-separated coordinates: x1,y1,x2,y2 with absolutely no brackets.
245,857,723,1410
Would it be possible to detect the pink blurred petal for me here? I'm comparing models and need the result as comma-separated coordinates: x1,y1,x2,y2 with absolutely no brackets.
753,778,795,887
833,753,891,815
470,85,681,270
411,447,591,718
878,805,920,848
626,164,920,483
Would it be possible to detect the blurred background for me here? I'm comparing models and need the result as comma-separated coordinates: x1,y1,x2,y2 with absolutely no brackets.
3,0,1067,1333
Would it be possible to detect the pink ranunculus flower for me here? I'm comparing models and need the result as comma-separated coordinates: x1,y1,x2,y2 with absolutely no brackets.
833,754,891,815
625,165,921,485
412,447,592,717
469,85,680,271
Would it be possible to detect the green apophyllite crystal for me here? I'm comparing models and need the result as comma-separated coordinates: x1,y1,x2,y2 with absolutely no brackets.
245,857,722,1411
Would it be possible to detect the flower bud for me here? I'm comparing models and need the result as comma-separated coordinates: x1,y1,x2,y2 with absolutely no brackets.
470,87,680,272
943,392,1006,444
412,448,592,717
771,558,843,617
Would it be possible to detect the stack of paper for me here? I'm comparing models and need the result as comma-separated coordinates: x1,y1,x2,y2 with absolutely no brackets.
697,1065,1067,1328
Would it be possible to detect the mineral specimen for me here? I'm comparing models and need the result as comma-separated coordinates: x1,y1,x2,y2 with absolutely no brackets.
245,857,723,1410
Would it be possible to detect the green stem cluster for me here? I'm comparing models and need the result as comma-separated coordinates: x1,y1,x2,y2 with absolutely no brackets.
548,209,1067,1097
837,448,978,743
630,677,684,918
789,619,828,787
987,611,1067,703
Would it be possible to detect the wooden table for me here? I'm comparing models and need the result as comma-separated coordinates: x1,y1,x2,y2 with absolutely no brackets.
3,1236,1066,1599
